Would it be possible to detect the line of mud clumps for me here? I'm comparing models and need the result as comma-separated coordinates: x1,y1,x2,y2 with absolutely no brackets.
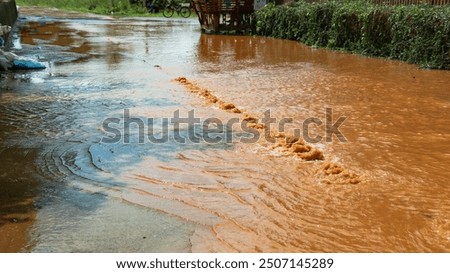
174,77,361,184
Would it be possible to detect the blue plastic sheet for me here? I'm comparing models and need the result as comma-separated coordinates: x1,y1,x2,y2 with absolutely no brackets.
12,59,46,70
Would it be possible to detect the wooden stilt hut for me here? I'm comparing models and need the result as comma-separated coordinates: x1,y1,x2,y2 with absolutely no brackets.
191,0,263,33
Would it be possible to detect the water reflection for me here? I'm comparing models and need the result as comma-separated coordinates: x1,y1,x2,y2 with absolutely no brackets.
0,148,39,252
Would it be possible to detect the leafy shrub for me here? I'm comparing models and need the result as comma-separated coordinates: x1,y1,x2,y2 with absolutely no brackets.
389,5,450,69
255,0,450,69
363,7,392,56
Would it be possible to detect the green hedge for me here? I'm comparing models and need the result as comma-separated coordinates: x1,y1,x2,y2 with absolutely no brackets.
255,1,450,69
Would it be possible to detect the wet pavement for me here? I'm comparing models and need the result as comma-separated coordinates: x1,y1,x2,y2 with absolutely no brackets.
0,7,449,252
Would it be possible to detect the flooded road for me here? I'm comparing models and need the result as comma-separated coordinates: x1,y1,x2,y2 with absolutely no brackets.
0,7,449,252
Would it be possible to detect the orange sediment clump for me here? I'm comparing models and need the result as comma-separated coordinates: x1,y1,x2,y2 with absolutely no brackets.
273,134,324,161
219,103,237,110
200,89,219,103
292,143,310,153
175,76,188,84
323,163,344,175
175,78,219,104
248,123,265,129
219,103,242,113
242,115,258,123
206,94,218,103
319,163,361,184
298,149,324,161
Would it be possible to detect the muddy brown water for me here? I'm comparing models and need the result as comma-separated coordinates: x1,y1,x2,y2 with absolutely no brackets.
0,7,449,252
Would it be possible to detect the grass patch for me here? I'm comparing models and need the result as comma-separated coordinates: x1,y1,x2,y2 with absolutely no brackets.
17,0,142,15
16,0,196,17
